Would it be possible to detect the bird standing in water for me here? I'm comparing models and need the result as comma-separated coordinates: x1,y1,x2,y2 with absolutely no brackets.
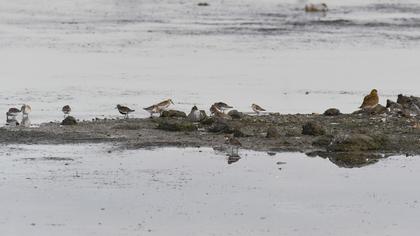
360,89,379,109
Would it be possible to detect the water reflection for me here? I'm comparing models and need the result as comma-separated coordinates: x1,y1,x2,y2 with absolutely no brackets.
306,151,384,168
227,155,241,165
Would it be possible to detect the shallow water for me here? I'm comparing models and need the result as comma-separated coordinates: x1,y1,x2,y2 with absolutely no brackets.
0,145,419,235
1,0,420,123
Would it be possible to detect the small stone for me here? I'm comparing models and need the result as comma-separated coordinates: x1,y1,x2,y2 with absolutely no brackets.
302,122,325,136
227,110,243,119
61,116,77,125
327,134,384,152
266,126,279,138
207,121,233,133
233,128,246,137
323,108,341,116
197,2,209,6
157,120,197,132
160,110,187,118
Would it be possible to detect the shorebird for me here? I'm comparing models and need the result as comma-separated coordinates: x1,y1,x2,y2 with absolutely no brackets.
210,104,232,120
5,112,19,126
214,102,233,113
62,105,71,117
116,104,135,119
305,3,328,12
225,134,242,156
156,99,174,111
360,89,379,109
143,104,162,118
7,107,21,118
187,105,202,122
21,104,32,117
251,103,266,115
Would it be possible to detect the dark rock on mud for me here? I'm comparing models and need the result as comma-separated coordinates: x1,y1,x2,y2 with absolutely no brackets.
227,110,243,119
61,116,77,126
207,120,233,133
160,110,187,118
353,104,388,115
156,119,196,132
312,135,334,147
386,99,402,110
233,128,249,138
327,134,384,152
197,2,209,6
200,116,215,125
302,122,325,136
323,108,341,116
307,151,383,168
396,94,420,114
266,126,280,138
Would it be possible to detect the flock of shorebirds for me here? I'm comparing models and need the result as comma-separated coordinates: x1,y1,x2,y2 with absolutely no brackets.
4,88,379,120
5,89,380,156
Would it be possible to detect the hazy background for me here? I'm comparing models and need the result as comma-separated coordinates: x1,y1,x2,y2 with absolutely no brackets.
1,0,420,123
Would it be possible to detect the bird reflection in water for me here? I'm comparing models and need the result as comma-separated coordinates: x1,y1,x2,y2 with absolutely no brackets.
227,155,241,165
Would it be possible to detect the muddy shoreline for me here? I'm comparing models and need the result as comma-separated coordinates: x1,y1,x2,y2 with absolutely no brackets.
2,109,420,167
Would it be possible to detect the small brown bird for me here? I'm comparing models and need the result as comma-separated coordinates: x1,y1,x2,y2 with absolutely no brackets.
62,105,71,117
156,99,174,110
116,104,135,119
143,104,162,117
251,103,266,114
359,89,379,109
210,105,232,120
214,102,233,113
225,134,242,156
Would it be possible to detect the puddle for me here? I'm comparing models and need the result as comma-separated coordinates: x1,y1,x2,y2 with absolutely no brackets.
0,144,419,235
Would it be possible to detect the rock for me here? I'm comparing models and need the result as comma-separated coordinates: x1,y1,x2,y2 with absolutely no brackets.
386,99,402,110
266,126,279,138
160,110,187,118
397,110,412,118
61,116,77,125
302,122,325,136
157,120,196,132
200,116,215,125
207,121,233,133
227,110,243,119
327,134,384,152
233,128,246,137
353,104,388,115
323,108,341,116
312,135,334,147
197,2,209,6
397,94,411,107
